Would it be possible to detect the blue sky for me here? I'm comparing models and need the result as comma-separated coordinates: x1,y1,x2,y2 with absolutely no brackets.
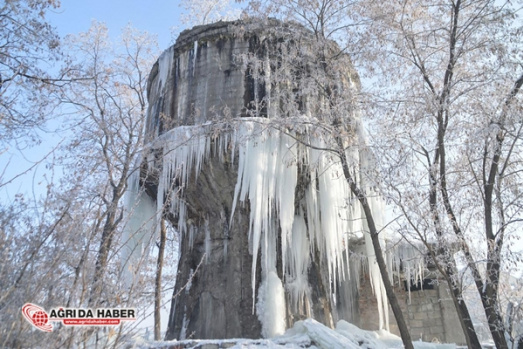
1,1,187,201
48,0,184,49
1,0,241,201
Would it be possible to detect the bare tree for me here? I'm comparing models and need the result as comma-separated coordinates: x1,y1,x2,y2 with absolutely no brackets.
0,178,93,348
242,1,523,348
0,0,61,145
0,21,164,348
179,0,241,26
354,1,523,348
58,21,160,307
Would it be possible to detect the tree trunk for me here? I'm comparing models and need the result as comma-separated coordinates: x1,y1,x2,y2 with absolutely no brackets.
91,210,116,305
339,149,414,349
90,193,123,306
155,217,167,340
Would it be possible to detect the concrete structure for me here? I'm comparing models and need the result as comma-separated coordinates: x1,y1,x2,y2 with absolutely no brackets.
144,18,359,341
357,260,465,344
140,19,466,345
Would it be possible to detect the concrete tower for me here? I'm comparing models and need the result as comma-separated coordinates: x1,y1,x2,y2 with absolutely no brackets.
141,19,372,340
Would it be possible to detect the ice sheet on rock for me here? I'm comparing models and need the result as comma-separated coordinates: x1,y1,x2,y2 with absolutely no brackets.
146,47,174,139
157,48,173,91
336,320,388,349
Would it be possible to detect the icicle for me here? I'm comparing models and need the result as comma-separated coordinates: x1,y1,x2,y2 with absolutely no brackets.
153,126,215,235
257,271,286,338
229,121,299,310
180,306,188,340
158,48,173,90
227,119,377,316
192,40,198,76
133,116,396,333
121,163,158,287
286,214,312,315
388,241,427,303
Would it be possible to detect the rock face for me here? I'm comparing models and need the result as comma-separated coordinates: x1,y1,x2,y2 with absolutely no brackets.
143,19,368,341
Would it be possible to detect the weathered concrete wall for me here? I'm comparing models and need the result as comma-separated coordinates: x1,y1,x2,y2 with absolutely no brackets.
146,22,249,136
164,152,262,340
358,271,466,345
146,19,357,341
147,21,270,340
145,19,466,345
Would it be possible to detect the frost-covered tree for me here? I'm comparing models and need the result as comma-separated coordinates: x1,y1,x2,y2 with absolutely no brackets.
58,21,160,307
179,0,241,26
0,188,72,348
354,1,522,348
0,0,61,145
242,0,523,348
0,21,167,348
170,0,243,44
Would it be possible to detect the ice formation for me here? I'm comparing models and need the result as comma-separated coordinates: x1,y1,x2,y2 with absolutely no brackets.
121,163,158,285
123,114,433,335
257,271,287,338
129,117,396,331
125,22,431,335
387,241,428,302
132,319,458,349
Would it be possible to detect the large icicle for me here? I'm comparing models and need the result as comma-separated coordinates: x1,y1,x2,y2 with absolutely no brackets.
230,120,298,308
387,241,427,303
127,116,393,332
121,166,158,286
286,214,312,316
257,271,287,338
153,125,229,236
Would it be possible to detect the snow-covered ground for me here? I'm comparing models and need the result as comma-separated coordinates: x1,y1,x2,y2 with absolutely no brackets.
130,319,459,349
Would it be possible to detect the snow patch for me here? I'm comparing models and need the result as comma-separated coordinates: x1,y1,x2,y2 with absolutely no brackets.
130,318,458,349
288,319,361,349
